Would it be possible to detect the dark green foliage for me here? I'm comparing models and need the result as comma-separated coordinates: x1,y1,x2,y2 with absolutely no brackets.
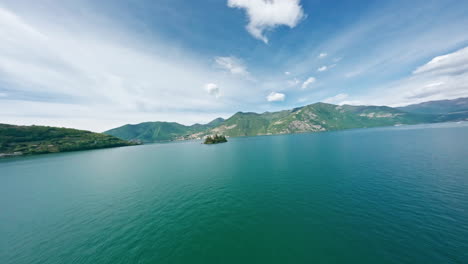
0,124,137,157
204,134,227,144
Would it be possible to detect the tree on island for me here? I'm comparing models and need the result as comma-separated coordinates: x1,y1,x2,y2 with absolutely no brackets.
204,134,227,144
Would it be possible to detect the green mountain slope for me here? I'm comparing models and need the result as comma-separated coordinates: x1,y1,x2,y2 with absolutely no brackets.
104,118,224,143
104,122,191,143
209,103,434,137
211,112,271,137
0,124,136,157
105,98,468,143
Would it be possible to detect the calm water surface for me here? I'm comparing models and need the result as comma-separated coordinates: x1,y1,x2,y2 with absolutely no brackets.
1,122,468,264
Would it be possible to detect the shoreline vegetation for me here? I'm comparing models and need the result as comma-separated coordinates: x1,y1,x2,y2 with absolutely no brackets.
2,97,467,158
203,134,228,144
0,124,139,158
2,121,467,159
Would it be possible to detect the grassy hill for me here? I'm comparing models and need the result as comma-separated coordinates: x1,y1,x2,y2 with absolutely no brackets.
0,124,137,157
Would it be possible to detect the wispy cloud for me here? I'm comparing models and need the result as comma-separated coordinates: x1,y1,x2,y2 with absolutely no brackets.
301,77,316,89
413,46,468,75
0,6,247,131
214,56,250,77
344,70,363,78
323,93,348,104
227,0,305,43
389,46,468,105
281,0,468,94
2,1,468,131
347,46,468,106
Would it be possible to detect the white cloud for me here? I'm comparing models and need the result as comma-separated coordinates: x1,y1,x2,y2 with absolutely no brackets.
0,92,7,97
355,46,468,106
214,56,250,77
267,92,285,102
0,6,252,131
227,0,305,43
389,47,468,104
285,71,291,75
323,93,349,104
318,53,327,58
317,66,328,72
285,1,468,89
0,99,232,132
397,76,467,103
301,77,316,89
205,83,220,97
413,46,468,75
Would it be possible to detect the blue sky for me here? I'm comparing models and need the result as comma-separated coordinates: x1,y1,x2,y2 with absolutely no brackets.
1,0,468,131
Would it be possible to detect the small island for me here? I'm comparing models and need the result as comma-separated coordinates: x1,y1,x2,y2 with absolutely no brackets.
203,134,228,144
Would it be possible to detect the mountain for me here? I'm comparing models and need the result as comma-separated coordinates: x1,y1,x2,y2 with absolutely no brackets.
207,103,434,137
0,124,137,157
104,118,224,143
106,99,468,142
205,117,226,127
397,97,468,115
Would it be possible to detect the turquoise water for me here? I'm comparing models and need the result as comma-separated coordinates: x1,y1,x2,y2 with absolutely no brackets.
1,122,467,264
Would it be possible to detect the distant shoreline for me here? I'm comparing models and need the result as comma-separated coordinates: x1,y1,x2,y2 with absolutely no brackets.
2,120,467,159
104,98,468,144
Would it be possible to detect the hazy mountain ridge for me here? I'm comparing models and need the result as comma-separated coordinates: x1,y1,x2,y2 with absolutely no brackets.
397,97,468,114
105,98,468,142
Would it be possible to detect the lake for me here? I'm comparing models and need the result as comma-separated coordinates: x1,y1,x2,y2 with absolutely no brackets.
1,122,467,264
